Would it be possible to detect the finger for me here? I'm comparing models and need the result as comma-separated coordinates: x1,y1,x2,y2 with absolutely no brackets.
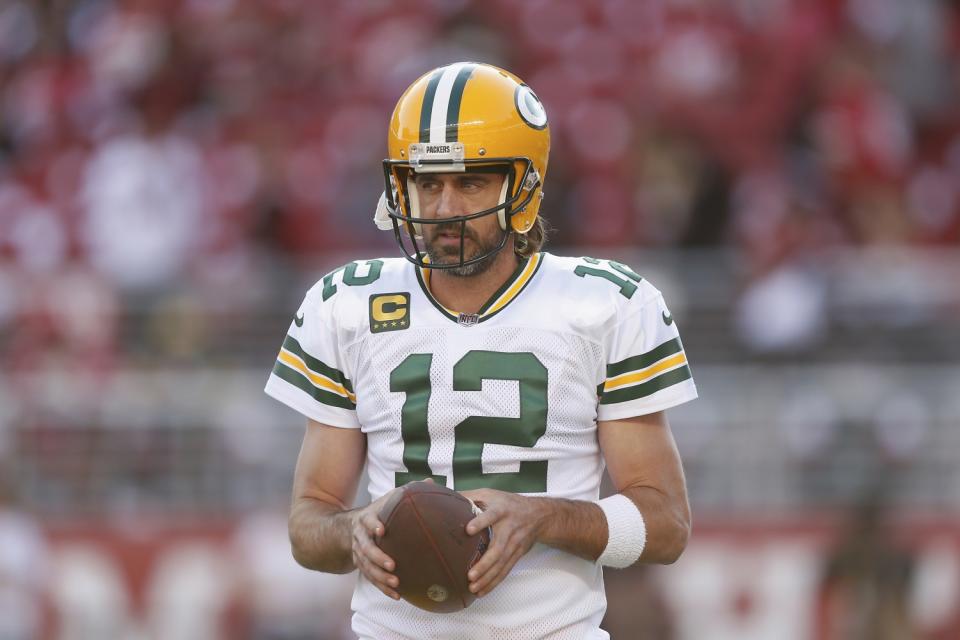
357,539,396,572
467,528,510,585
355,552,400,599
472,538,523,596
464,505,499,536
353,534,400,596
459,489,490,506
477,546,523,597
354,525,396,572
358,511,386,539
468,541,498,583
467,510,503,535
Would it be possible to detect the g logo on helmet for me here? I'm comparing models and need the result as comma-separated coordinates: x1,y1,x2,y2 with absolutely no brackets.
515,85,547,130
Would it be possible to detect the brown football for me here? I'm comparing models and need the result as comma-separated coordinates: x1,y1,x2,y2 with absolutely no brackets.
376,480,490,613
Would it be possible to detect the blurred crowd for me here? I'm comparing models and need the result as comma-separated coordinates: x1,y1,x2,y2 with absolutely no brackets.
1,0,958,284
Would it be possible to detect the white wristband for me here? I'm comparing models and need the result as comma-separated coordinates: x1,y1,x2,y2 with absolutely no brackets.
594,494,646,568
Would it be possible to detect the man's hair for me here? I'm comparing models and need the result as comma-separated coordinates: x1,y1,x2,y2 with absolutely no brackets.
514,215,548,258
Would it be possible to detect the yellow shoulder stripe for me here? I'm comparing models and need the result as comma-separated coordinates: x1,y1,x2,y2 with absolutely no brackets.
278,350,357,403
604,352,687,391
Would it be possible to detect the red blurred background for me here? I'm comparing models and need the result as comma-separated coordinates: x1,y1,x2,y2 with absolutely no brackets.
1,0,959,638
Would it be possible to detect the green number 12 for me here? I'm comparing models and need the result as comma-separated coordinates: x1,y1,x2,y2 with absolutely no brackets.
390,351,549,492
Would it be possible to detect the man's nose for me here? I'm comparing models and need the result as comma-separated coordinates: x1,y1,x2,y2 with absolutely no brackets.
434,182,461,219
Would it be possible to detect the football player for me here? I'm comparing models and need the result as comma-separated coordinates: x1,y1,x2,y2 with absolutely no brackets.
266,62,698,639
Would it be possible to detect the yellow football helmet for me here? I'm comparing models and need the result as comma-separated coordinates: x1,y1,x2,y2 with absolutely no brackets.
376,62,550,269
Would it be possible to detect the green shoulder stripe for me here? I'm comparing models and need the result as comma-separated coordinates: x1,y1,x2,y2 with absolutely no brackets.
607,338,683,378
599,366,692,405
272,360,357,410
282,335,354,393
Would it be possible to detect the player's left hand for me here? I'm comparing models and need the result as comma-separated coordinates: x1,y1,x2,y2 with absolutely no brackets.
460,488,549,597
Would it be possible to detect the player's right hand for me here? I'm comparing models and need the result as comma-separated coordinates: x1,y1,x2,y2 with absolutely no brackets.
351,491,401,600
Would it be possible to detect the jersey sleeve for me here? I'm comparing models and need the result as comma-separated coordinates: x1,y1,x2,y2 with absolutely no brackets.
597,285,698,421
263,284,360,429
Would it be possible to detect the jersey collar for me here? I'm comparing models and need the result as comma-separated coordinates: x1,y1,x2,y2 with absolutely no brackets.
415,252,544,324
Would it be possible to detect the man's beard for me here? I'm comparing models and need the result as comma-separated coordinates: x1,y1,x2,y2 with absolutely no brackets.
424,222,503,277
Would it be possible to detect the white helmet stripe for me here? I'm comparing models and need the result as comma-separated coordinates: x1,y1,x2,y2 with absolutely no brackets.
429,62,472,144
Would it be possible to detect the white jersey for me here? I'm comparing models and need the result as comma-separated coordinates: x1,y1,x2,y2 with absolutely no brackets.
265,252,697,640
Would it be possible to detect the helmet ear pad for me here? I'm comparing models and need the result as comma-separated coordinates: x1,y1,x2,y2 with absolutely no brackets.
507,159,542,234
496,176,511,231
454,160,542,234
404,174,422,236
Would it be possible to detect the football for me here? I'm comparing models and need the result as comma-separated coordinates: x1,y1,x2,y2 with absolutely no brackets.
377,480,491,613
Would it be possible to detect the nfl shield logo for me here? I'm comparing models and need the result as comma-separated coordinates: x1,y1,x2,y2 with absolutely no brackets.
457,313,479,327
